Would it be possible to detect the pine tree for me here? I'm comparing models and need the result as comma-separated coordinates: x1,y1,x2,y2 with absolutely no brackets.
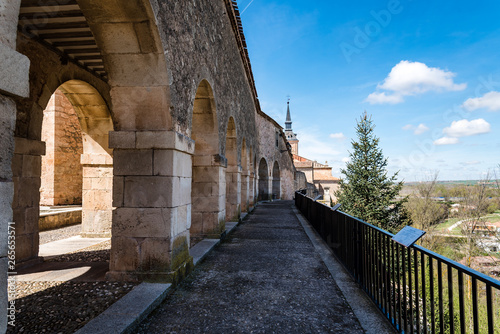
335,113,406,231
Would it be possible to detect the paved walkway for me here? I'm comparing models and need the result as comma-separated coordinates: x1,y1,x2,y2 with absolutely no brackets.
134,201,365,333
39,236,109,258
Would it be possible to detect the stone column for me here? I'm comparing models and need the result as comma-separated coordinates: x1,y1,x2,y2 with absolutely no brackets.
240,170,249,212
107,131,194,283
248,171,255,208
268,178,273,201
225,165,241,221
12,138,45,263
191,154,227,240
0,0,30,330
80,153,113,237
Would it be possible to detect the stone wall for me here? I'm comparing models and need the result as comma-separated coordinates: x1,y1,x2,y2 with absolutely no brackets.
153,0,258,156
1,0,299,307
314,180,340,203
39,208,82,231
255,112,295,200
40,90,83,206
295,171,307,191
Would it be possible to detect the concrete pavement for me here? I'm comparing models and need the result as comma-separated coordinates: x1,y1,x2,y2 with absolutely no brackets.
133,201,382,333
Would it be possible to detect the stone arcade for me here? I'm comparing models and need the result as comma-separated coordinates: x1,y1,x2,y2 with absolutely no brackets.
0,1,297,331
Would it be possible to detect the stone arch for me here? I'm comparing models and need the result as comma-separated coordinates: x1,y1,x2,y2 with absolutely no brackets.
44,80,114,237
12,75,114,264
272,161,281,200
58,80,113,157
12,0,194,282
225,117,240,221
78,0,173,131
240,139,249,212
190,80,225,242
258,158,269,201
59,80,114,237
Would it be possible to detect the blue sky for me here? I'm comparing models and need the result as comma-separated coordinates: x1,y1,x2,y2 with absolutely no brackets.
238,0,500,181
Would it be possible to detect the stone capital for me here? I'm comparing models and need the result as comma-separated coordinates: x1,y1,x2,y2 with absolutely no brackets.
212,154,227,168
0,43,30,98
109,130,195,155
81,153,113,165
14,137,46,156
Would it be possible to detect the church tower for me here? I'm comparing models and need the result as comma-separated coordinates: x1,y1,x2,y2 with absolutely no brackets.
284,101,299,155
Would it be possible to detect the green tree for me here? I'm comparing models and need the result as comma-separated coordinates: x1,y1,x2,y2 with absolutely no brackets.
335,113,406,231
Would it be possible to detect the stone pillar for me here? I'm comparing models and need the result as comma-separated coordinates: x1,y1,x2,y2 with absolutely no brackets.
191,154,227,240
240,170,249,212
0,0,30,331
12,138,45,263
225,165,241,221
80,154,113,237
107,131,194,283
248,171,255,208
0,98,18,334
268,178,273,200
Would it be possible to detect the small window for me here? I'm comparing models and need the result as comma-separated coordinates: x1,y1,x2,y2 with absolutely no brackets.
275,132,279,148
325,187,330,194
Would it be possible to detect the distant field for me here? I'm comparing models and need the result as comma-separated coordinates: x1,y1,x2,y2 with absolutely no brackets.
404,180,491,186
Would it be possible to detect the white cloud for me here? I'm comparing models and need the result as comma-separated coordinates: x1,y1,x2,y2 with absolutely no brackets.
443,119,491,137
462,91,500,111
342,157,350,163
414,123,430,135
329,132,346,140
366,92,404,104
402,123,429,135
366,60,466,104
434,137,460,145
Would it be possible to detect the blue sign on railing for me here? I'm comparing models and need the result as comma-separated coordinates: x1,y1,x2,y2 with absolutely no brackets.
391,226,426,247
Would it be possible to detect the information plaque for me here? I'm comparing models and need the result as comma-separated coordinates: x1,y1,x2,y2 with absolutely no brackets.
392,226,426,247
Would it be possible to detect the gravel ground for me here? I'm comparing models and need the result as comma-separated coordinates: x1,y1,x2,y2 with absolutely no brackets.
135,201,364,334
39,224,82,245
7,281,137,334
8,237,137,333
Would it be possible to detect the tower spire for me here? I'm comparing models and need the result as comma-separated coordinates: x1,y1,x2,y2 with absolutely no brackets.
285,99,292,130
284,99,299,155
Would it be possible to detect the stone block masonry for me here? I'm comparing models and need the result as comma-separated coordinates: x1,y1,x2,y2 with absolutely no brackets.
0,6,30,329
107,130,195,283
40,90,83,206
0,2,300,331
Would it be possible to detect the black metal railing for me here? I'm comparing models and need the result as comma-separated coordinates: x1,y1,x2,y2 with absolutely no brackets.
295,191,500,334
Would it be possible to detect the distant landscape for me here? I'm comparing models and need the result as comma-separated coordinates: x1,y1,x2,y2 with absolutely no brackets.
400,176,500,278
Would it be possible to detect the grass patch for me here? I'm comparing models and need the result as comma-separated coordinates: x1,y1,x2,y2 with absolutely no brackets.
484,213,500,223
435,218,461,231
